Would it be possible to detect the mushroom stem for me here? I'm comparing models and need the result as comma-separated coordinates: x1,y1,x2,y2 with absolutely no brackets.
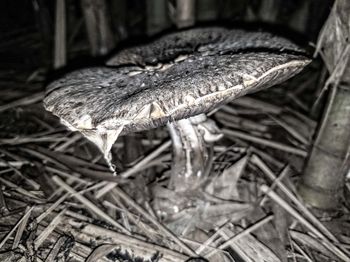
167,114,222,192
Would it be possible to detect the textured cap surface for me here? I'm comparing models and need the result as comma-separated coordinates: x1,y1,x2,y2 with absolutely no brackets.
44,27,310,157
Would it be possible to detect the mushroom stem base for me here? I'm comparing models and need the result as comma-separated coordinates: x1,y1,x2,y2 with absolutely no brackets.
167,114,222,192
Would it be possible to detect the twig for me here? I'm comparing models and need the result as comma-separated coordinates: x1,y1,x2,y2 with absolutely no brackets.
0,92,44,113
260,184,350,262
230,97,282,114
12,207,32,249
104,195,159,242
205,215,274,258
53,133,82,151
2,158,39,189
35,209,66,249
0,136,68,146
0,206,34,249
45,235,74,262
252,155,339,243
196,221,230,255
110,187,197,257
36,193,70,223
223,128,307,157
0,177,43,201
268,114,309,145
292,239,314,262
52,176,129,234
62,218,189,261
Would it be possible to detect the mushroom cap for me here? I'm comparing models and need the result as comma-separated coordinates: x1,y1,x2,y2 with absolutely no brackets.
106,27,305,67
44,27,310,136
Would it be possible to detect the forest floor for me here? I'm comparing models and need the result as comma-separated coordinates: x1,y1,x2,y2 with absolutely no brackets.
1,54,350,262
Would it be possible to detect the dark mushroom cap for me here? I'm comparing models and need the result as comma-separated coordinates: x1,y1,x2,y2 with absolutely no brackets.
106,27,305,67
44,27,310,136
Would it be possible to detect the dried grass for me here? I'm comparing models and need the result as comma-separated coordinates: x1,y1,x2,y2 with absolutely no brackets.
0,1,349,261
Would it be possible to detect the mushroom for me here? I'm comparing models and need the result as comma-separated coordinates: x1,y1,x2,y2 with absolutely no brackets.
44,27,310,191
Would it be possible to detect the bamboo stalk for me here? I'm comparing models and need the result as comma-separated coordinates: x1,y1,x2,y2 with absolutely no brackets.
299,0,350,211
299,85,350,210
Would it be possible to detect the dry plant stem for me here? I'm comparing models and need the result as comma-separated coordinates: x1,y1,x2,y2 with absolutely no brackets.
32,0,51,66
81,0,114,56
312,45,350,110
45,235,74,262
260,185,350,262
0,161,28,168
61,218,189,261
0,91,44,113
35,209,66,249
52,176,129,234
53,0,66,69
123,135,142,164
292,240,314,262
299,85,350,210
103,200,154,239
204,215,274,258
181,238,222,257
109,188,197,257
215,111,268,133
36,192,70,223
120,140,171,179
230,97,282,114
0,206,34,249
0,136,68,146
174,0,196,28
45,167,88,184
223,128,307,157
2,159,40,190
268,114,308,145
252,155,339,243
0,184,8,213
300,0,350,210
196,220,234,255
54,133,82,151
0,177,42,201
12,206,32,249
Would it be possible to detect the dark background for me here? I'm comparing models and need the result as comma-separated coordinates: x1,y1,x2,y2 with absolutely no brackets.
0,0,334,72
